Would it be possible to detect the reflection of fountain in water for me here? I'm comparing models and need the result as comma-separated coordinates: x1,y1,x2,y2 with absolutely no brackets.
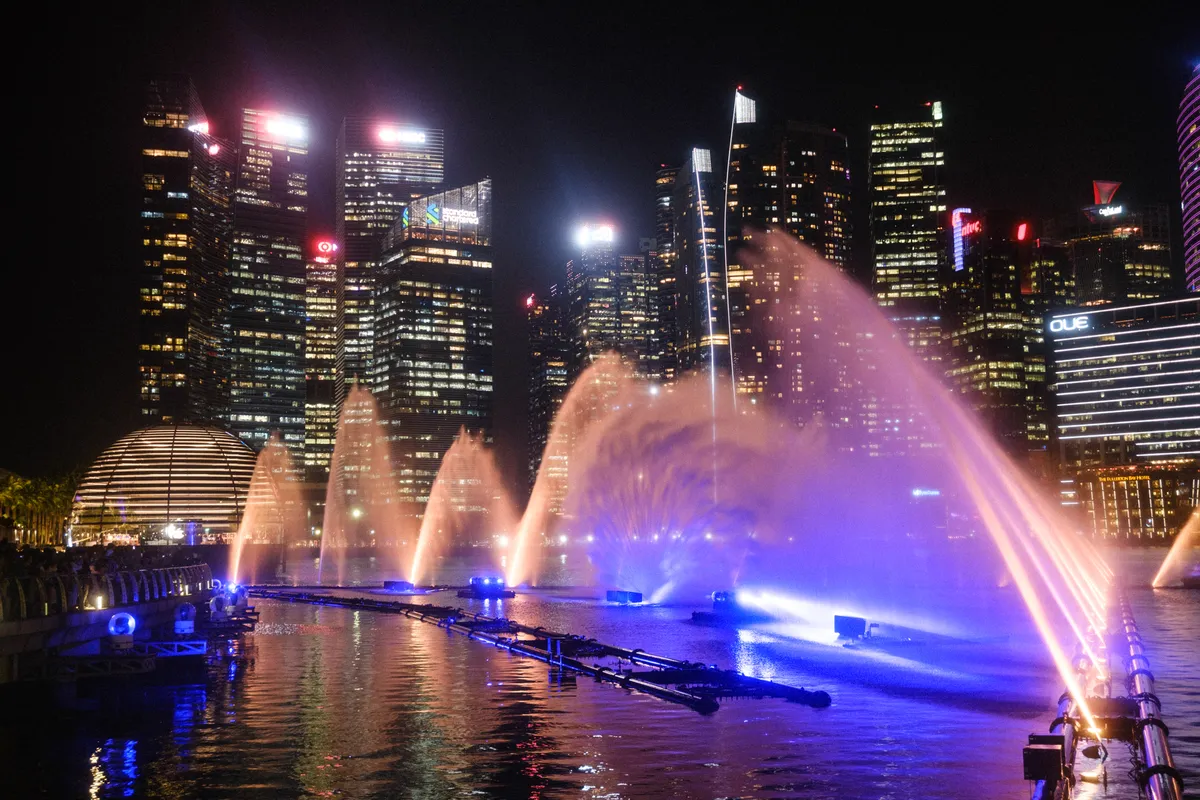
1152,508,1200,587
319,384,414,585
230,432,304,585
410,427,517,585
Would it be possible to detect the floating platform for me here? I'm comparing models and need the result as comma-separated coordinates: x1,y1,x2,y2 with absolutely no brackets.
250,588,831,714
606,590,643,604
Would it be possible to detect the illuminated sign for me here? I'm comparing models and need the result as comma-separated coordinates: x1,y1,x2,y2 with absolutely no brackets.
378,127,426,144
187,121,210,134
951,207,972,271
960,220,981,236
401,207,410,228
316,240,338,255
1049,316,1090,333
442,207,479,224
1097,205,1124,217
911,488,941,498
576,224,615,248
1017,222,1028,241
526,294,535,308
264,115,307,141
1098,475,1150,483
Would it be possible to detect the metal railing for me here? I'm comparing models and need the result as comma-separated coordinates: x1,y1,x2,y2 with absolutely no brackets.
0,564,212,623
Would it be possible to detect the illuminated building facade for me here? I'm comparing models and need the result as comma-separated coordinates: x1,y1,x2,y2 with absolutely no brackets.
672,148,732,388
305,240,340,482
335,118,445,402
869,101,947,365
654,166,679,383
566,225,621,378
374,180,493,513
1050,297,1200,539
70,424,257,544
1181,66,1199,292
226,109,309,452
1046,183,1173,305
725,106,855,419
138,77,236,424
944,210,1033,453
527,288,568,506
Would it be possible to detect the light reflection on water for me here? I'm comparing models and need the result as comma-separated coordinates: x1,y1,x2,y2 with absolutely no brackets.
3,552,1196,799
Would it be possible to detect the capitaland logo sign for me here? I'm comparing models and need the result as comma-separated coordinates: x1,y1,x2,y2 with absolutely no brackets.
1097,205,1124,217
1049,316,1090,333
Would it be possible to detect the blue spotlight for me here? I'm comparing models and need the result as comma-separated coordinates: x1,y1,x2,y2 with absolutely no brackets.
459,576,514,598
108,612,137,637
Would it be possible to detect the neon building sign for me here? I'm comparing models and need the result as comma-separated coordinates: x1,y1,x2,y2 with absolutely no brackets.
442,207,479,224
951,207,972,271
314,240,338,263
1097,205,1124,217
1049,316,1090,333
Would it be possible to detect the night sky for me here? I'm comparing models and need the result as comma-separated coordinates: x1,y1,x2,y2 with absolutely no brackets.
3,5,1197,484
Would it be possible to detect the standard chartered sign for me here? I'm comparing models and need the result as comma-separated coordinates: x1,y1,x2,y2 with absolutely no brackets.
443,207,479,224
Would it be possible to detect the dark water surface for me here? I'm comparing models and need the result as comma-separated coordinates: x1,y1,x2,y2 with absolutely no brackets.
3,550,1195,799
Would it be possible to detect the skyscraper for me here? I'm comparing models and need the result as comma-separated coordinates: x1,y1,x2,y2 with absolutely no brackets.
1180,66,1199,292
335,119,445,402
944,210,1031,453
654,166,679,383
1049,297,1199,539
1046,182,1173,305
526,288,568,504
724,106,855,419
304,240,339,482
672,148,731,390
869,101,948,364
138,77,235,424
226,109,309,452
374,180,493,513
566,225,621,379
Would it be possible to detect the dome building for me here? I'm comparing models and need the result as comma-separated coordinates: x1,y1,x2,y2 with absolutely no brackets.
70,424,257,545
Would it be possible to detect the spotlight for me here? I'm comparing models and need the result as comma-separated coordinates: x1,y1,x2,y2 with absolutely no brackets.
108,612,137,637
108,612,137,651
460,576,514,599
175,603,196,635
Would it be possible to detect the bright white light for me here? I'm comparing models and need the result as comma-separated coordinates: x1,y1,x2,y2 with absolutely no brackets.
351,507,363,520
207,143,221,155
378,127,426,144
648,385,660,396
704,532,713,541
576,224,615,249
265,116,307,141
1097,205,1124,217
163,523,184,540
734,91,756,124
692,148,712,173
558,534,569,545
496,535,509,548
585,534,594,543
187,121,210,134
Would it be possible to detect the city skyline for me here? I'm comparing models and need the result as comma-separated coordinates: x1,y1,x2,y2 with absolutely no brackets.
4,8,1197,482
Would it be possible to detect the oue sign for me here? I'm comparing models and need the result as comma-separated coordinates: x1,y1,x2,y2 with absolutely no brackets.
1050,316,1090,333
